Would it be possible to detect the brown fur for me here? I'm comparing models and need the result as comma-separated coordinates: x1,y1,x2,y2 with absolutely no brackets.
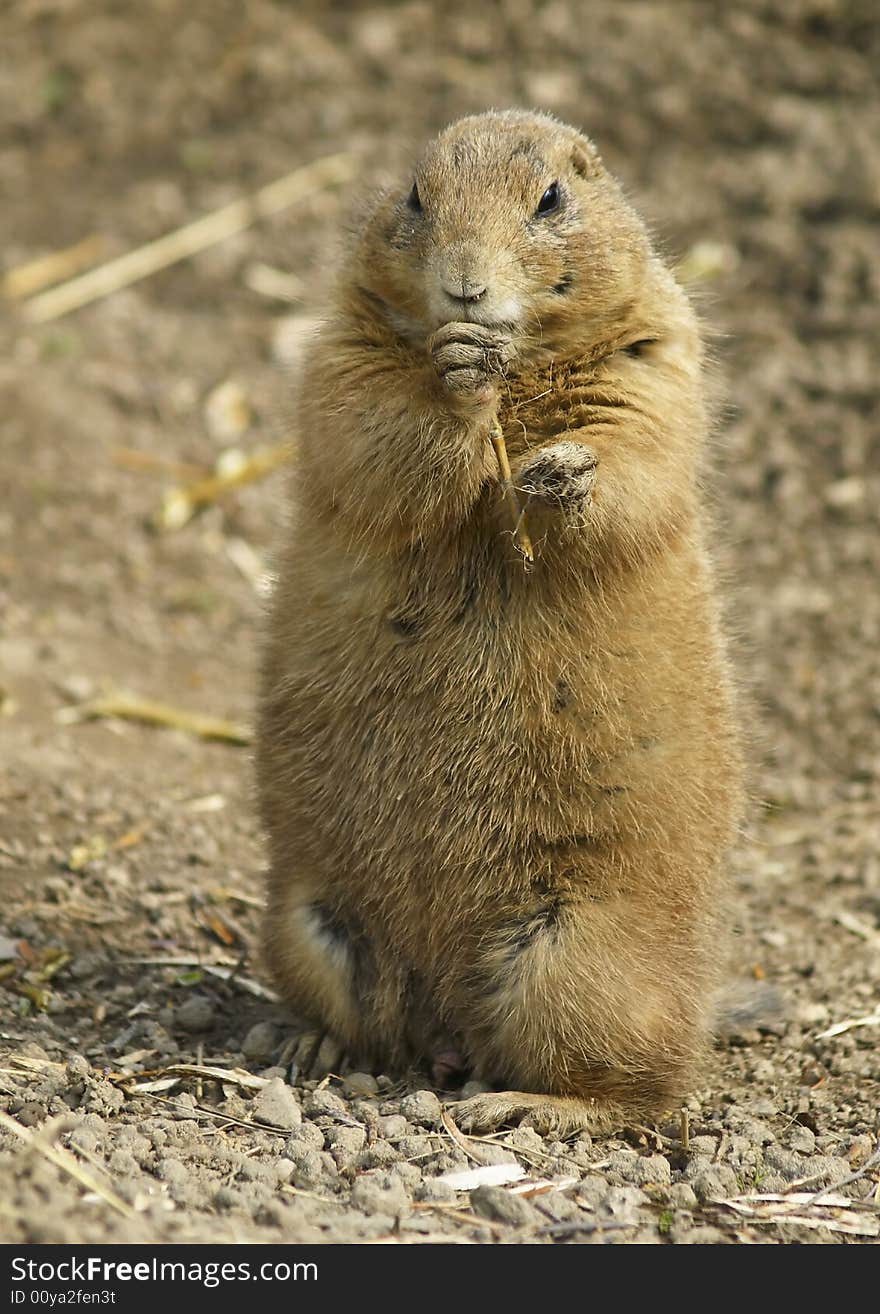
255,111,744,1136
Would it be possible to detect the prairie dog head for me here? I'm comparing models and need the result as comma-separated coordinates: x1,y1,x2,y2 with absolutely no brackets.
357,110,654,355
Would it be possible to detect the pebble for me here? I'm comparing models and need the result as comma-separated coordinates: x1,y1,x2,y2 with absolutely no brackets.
285,1124,325,1151
689,1165,740,1201
350,1174,411,1218
472,1184,540,1227
304,1088,350,1121
174,996,215,1033
378,1114,407,1138
415,1178,457,1204
241,1021,279,1063
342,1072,379,1098
355,1141,401,1170
252,1078,302,1130
283,1145,324,1190
399,1090,442,1124
788,1125,816,1154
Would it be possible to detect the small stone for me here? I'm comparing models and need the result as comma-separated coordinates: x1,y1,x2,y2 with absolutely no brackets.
283,1145,324,1190
762,1146,806,1182
788,1126,816,1154
66,1056,91,1080
505,1127,546,1155
350,1173,411,1217
689,1165,740,1201
155,1158,189,1185
303,1088,350,1120
252,1078,302,1129
803,1156,852,1186
574,1174,612,1208
379,1115,407,1138
174,995,215,1033
471,1184,539,1227
241,1021,279,1062
667,1182,698,1209
631,1153,672,1187
342,1072,379,1098
399,1090,442,1125
355,1141,401,1170
285,1124,324,1151
237,1158,275,1182
274,1158,296,1183
415,1178,457,1204
392,1161,422,1190
396,1134,434,1159
324,1124,365,1156
459,1080,491,1099
16,1102,47,1126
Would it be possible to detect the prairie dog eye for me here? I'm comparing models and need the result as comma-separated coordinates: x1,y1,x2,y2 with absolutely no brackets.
536,181,561,216
407,182,422,212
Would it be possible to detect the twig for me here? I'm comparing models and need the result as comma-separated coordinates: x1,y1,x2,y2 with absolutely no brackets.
0,1111,134,1219
3,235,106,300
440,1109,498,1166
21,151,356,323
795,1146,880,1204
489,418,533,564
155,443,293,531
56,690,251,745
112,447,210,481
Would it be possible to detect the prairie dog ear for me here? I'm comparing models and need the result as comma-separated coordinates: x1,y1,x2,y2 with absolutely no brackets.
570,138,602,179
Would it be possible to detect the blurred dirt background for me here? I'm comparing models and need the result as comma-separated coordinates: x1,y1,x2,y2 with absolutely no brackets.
1,0,878,1245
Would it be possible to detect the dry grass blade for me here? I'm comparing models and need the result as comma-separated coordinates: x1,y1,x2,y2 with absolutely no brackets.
0,1110,134,1219
489,418,534,564
435,1162,527,1191
57,690,251,745
155,443,294,531
3,235,106,300
440,1108,502,1166
21,152,356,323
159,1064,270,1091
112,447,211,481
131,956,277,1000
816,1006,880,1040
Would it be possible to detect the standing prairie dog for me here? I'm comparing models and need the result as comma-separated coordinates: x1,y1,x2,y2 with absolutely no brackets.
256,110,745,1136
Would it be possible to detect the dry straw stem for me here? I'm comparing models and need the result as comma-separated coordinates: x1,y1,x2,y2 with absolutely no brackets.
816,1006,880,1040
57,689,252,745
21,151,356,323
489,417,534,564
0,1110,134,1219
2,235,107,300
156,442,294,530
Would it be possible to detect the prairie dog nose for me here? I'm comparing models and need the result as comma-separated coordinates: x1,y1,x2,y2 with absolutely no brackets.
441,277,488,303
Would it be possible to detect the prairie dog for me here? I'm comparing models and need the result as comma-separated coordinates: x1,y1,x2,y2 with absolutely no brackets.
256,110,745,1135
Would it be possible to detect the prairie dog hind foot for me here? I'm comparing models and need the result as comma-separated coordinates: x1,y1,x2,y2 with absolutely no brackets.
450,1090,630,1138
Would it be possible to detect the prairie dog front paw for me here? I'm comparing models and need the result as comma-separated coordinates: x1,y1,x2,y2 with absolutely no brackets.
429,322,515,400
516,441,598,518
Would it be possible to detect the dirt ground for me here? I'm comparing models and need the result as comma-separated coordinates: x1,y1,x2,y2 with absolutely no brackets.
1,0,878,1246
